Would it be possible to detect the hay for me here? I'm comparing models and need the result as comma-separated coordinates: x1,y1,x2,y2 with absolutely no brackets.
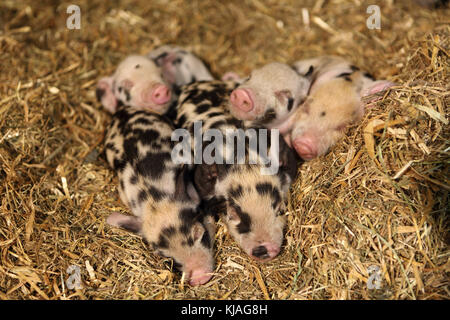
0,0,448,300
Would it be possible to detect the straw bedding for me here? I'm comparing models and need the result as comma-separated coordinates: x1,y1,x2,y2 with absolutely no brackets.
0,0,448,299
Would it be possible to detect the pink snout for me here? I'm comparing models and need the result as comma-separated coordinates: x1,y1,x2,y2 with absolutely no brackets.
188,268,213,286
141,84,171,105
251,243,281,262
293,136,318,161
230,88,254,112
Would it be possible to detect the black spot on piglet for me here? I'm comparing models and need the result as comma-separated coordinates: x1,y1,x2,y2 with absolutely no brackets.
255,182,274,196
337,72,353,82
230,203,251,234
136,152,171,179
156,234,169,249
162,226,176,237
287,97,294,111
363,72,376,81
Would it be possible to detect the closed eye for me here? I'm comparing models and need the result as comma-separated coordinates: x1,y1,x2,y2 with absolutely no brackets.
274,203,286,216
277,208,286,216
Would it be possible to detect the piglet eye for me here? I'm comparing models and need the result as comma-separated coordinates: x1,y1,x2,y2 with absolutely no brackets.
276,205,286,216
172,259,182,270
135,64,140,69
320,111,326,117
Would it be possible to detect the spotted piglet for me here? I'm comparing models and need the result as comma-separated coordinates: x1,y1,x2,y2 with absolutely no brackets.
96,55,172,114
176,80,300,262
104,106,215,286
227,62,311,133
287,55,395,160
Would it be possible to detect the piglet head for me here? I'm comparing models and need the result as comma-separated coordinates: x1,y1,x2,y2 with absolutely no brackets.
148,45,214,88
225,200,285,262
96,55,171,114
229,62,310,128
106,202,215,286
215,167,287,262
106,169,215,286
290,77,362,160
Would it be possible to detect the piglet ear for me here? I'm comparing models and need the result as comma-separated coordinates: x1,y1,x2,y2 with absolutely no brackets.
278,133,301,182
360,80,396,103
96,77,118,114
175,166,201,202
106,212,142,234
193,163,222,199
174,166,190,201
158,52,178,85
226,206,240,222
191,222,205,242
274,90,293,104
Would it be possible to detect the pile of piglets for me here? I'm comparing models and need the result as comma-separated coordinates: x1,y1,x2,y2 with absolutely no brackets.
96,45,394,286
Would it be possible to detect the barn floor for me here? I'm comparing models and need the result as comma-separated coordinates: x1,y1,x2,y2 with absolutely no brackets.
0,0,448,300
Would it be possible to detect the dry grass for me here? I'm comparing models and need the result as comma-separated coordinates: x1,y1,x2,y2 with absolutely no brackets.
0,0,448,300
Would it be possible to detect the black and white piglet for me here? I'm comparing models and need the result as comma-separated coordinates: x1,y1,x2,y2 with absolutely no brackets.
176,80,299,262
103,106,215,286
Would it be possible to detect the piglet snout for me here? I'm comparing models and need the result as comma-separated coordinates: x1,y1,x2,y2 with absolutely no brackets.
142,84,171,105
251,243,280,261
188,268,213,286
230,88,254,112
293,136,318,161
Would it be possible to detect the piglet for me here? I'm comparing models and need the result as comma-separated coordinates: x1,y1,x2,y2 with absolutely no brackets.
148,45,214,91
176,80,300,262
96,55,172,114
288,56,395,160
228,62,311,131
104,106,215,286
